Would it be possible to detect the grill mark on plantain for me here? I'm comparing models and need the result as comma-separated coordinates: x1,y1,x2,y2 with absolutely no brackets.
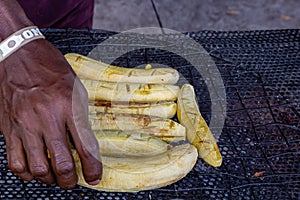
151,69,157,76
126,84,130,93
75,55,82,62
99,85,114,90
128,70,133,77
169,121,176,129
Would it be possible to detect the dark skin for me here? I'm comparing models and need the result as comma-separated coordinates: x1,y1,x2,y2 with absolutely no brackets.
0,0,102,189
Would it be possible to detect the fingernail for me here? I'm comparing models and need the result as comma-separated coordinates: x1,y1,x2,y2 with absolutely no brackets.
88,179,100,185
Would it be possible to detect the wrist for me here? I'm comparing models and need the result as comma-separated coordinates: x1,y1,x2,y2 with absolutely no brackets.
0,26,45,62
0,0,34,40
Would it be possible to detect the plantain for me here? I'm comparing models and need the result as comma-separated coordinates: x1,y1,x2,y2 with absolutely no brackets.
94,130,170,157
89,113,186,143
73,143,198,192
89,101,177,118
65,53,179,84
81,79,179,102
177,84,222,167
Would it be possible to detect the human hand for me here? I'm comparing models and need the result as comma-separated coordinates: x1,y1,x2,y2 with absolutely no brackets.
0,39,102,189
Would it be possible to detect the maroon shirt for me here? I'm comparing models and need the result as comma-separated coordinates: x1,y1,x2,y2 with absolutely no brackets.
17,0,94,29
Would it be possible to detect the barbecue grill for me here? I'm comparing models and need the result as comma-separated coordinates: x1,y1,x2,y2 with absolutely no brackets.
0,29,299,199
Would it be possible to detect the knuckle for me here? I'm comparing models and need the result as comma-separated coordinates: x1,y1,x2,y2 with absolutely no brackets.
30,164,50,177
55,161,75,177
82,142,99,157
80,147,98,163
9,161,27,174
81,147,92,158
50,142,75,177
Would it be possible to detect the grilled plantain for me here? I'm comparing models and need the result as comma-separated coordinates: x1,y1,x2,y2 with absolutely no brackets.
89,113,186,143
81,79,179,103
73,143,198,192
177,84,222,167
94,130,170,157
89,101,177,118
65,53,179,84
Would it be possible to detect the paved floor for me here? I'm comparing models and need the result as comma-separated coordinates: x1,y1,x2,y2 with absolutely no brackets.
93,0,300,32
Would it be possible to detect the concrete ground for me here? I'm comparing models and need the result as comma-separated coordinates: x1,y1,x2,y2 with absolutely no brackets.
93,0,300,32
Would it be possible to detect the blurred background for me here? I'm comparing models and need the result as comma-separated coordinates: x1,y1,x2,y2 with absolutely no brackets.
93,0,300,32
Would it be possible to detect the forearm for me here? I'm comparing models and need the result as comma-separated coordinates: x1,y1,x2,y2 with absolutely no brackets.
0,0,33,40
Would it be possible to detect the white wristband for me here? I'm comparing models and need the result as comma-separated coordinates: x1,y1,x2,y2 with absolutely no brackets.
0,26,45,62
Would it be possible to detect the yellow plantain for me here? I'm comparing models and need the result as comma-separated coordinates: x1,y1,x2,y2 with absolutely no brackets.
89,101,177,118
65,53,179,84
94,130,170,157
89,113,186,143
81,79,179,102
73,143,198,192
177,84,222,167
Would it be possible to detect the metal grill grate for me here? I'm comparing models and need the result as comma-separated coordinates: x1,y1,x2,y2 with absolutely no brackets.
0,29,300,199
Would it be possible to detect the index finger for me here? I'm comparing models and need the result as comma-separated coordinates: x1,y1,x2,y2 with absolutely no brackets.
67,115,102,185
67,80,102,185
